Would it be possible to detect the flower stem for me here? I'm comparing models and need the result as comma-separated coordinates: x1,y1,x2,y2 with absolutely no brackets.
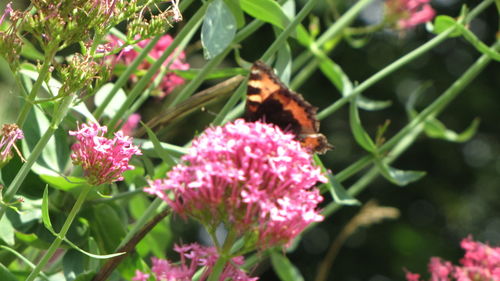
0,94,75,219
26,186,91,281
16,44,58,127
207,228,238,281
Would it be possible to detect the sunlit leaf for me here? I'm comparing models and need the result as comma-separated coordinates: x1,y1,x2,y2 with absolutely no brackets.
202,0,237,59
271,251,304,281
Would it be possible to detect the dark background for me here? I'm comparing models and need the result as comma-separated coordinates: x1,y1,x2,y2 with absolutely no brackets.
0,0,498,280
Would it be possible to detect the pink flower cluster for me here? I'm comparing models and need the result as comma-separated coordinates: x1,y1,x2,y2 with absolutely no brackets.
69,122,141,186
406,236,500,281
385,0,436,29
146,119,326,249
0,2,12,25
108,34,189,98
0,123,24,163
121,113,141,136
132,243,257,281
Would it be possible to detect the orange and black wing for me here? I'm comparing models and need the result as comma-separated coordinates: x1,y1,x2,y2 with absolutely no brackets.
244,61,332,154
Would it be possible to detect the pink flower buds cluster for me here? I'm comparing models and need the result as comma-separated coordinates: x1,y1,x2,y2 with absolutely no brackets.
69,122,141,186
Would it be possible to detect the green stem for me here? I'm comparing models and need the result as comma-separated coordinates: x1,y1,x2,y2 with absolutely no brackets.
106,4,207,130
0,94,75,219
26,186,91,281
322,40,500,218
115,197,164,249
93,34,161,120
207,228,238,281
261,0,321,62
16,44,58,127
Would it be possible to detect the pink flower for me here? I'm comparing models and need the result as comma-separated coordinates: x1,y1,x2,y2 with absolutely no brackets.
134,243,257,281
0,2,12,25
145,119,326,249
69,122,141,186
121,113,141,136
0,123,24,164
131,270,150,281
108,34,189,98
405,236,500,281
385,0,436,29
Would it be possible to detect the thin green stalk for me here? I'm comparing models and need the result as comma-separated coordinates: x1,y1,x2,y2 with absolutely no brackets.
93,34,161,120
167,15,263,110
317,28,454,120
106,4,207,130
0,94,75,219
317,0,492,120
207,229,238,281
16,44,58,127
322,40,499,218
261,0,321,62
116,197,164,249
26,186,91,281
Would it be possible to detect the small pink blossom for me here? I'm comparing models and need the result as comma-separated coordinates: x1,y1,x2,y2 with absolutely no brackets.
108,34,189,98
134,243,257,281
121,113,141,136
131,270,150,281
145,119,326,249
69,122,141,186
385,0,436,29
0,2,12,25
0,123,24,164
405,236,500,281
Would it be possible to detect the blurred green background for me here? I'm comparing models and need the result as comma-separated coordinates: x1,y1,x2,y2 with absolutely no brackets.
0,0,499,280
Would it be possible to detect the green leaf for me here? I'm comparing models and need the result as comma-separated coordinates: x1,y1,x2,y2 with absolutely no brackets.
224,0,245,28
275,43,292,85
349,97,377,152
19,66,62,96
172,67,247,80
21,38,44,61
356,95,392,111
22,106,70,176
41,186,55,233
63,250,85,281
90,204,127,253
376,161,426,186
270,251,304,281
314,155,359,205
0,215,15,246
94,83,127,119
424,117,480,143
39,174,87,191
142,122,176,167
0,262,19,281
0,245,51,280
240,0,289,29
432,15,462,37
326,173,360,206
202,0,237,59
318,57,352,95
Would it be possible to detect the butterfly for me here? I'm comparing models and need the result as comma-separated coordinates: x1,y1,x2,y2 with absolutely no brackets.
244,61,333,154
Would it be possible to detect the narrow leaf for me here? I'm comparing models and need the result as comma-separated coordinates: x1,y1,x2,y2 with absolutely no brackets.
314,155,359,206
425,117,480,143
41,185,55,233
349,97,377,152
94,83,128,118
0,215,15,246
0,263,18,281
240,0,289,29
270,251,304,281
376,160,426,186
202,0,237,59
224,0,245,28
142,122,177,167
356,95,392,111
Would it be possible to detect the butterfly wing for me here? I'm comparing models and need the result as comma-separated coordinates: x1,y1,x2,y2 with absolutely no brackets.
245,61,332,154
